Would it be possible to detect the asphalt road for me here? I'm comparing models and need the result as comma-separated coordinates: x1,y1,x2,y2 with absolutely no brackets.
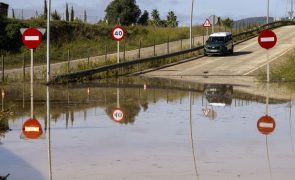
145,25,295,81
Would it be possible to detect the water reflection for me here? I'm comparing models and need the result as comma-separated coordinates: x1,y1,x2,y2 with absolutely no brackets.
1,78,295,179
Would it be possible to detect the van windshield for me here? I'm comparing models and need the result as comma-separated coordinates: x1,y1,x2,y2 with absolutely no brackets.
208,36,225,43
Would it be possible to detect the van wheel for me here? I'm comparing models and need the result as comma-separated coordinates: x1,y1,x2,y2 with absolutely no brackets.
230,47,234,54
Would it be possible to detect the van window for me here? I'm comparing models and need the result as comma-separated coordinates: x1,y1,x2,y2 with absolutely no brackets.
208,36,225,43
225,35,232,42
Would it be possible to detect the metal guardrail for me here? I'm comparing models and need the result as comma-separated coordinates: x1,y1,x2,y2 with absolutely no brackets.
50,21,295,84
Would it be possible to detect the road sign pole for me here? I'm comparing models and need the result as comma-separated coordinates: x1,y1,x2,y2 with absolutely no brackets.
267,0,269,24
117,41,120,64
47,0,51,84
117,88,120,108
190,0,195,49
30,48,34,118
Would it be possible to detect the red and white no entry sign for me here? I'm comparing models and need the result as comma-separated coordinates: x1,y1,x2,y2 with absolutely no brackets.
112,26,126,41
257,115,276,135
112,108,125,122
22,118,43,139
22,28,43,49
258,30,277,49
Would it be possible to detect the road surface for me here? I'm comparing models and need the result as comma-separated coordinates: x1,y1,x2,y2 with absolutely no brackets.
145,25,295,85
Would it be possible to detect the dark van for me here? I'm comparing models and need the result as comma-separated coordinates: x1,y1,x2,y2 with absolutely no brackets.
204,32,234,56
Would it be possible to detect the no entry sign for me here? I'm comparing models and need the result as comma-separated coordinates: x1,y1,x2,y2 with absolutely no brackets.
112,108,125,122
112,26,126,41
258,30,277,49
22,118,43,139
22,28,43,49
257,115,276,135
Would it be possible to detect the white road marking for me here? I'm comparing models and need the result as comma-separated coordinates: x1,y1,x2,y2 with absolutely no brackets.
25,36,39,41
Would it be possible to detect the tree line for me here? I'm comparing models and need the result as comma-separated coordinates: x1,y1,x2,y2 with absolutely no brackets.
104,0,178,27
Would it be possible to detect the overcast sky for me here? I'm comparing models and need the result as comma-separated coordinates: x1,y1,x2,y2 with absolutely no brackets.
1,0,292,24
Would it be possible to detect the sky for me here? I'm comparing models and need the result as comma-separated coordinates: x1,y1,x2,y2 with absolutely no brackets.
1,0,293,25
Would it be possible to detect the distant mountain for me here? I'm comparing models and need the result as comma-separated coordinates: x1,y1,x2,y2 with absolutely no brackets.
233,17,275,28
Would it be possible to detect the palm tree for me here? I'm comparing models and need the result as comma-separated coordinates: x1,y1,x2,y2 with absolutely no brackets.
151,9,160,26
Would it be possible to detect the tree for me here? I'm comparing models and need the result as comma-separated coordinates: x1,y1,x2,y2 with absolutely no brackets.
137,10,149,25
44,0,48,20
12,9,15,19
51,10,61,20
70,6,74,21
151,9,160,26
84,10,87,23
104,0,141,25
65,2,69,21
166,11,178,27
222,17,234,31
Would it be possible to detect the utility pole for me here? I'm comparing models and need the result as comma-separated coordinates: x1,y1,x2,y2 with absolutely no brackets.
291,0,294,20
190,0,195,49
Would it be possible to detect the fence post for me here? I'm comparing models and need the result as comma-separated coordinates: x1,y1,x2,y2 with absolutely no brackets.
104,45,107,63
153,40,156,56
123,40,126,62
167,36,170,54
181,39,183,50
138,40,141,59
23,54,25,81
192,36,195,47
87,49,90,68
67,49,70,73
1,55,4,83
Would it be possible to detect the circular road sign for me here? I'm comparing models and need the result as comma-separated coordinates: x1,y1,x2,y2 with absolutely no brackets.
258,29,277,49
22,28,43,49
22,118,43,139
111,26,126,41
257,115,276,135
112,108,125,122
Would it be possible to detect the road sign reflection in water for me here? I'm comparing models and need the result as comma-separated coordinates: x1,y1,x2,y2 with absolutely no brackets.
112,109,125,123
257,115,276,135
22,118,43,139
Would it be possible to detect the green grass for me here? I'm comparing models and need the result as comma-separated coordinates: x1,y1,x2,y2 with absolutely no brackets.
1,17,249,70
257,50,295,82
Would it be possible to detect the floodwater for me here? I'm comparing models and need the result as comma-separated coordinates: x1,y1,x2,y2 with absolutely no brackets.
1,78,295,180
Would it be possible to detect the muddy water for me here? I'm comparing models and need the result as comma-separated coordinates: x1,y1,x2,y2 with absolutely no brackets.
1,78,295,180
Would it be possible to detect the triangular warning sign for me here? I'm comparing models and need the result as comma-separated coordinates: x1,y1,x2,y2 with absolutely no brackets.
203,19,212,27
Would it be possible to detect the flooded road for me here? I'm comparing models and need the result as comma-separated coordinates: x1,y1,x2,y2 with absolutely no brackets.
1,78,295,180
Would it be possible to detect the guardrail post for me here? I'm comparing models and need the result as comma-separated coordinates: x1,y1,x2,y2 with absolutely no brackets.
1,55,4,83
67,49,70,73
23,54,25,81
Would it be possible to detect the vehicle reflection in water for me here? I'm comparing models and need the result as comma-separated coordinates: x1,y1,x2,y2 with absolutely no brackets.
1,78,295,179
201,84,233,120
204,84,233,107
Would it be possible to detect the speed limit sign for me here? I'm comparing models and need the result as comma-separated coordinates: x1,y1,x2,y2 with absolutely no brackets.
112,109,125,122
112,26,126,41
